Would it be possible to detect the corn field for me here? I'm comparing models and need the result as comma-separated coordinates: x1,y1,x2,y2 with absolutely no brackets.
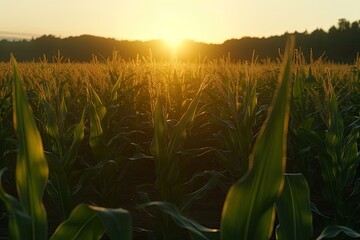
0,39,360,239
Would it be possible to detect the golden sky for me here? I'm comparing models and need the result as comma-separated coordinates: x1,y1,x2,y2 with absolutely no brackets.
1,0,359,44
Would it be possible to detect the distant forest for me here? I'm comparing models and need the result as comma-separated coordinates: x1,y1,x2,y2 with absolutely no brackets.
1,19,359,63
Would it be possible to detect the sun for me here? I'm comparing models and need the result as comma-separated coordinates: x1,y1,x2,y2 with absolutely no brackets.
163,37,184,53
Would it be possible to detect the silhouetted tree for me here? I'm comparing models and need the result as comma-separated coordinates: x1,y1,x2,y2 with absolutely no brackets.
0,19,359,63
338,18,350,31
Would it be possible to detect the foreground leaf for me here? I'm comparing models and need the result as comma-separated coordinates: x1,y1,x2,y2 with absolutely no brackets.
50,204,132,240
221,37,294,239
12,58,48,239
275,174,312,240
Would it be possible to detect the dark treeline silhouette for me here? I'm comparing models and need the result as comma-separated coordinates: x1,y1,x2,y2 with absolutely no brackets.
1,19,359,63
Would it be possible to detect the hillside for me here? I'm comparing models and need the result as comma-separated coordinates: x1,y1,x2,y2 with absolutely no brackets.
1,19,359,63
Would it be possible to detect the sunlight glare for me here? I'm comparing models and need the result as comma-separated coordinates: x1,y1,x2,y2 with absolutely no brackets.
163,37,183,53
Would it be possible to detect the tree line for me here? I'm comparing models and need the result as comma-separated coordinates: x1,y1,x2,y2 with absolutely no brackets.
0,19,359,63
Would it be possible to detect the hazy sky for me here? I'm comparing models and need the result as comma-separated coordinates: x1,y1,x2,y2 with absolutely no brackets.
1,0,359,43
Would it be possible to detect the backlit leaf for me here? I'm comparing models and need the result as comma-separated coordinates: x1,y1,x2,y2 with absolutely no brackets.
275,174,312,240
12,58,48,239
221,37,294,239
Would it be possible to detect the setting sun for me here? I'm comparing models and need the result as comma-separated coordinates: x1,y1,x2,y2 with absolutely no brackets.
163,37,184,53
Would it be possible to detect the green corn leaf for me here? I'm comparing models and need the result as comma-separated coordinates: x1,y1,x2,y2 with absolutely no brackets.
316,225,360,239
181,171,224,211
63,108,85,169
50,204,132,240
110,73,125,103
60,95,68,124
324,94,343,187
89,101,104,150
90,205,132,240
150,98,172,199
88,87,106,157
349,178,360,197
12,58,48,239
168,83,204,157
109,73,135,104
140,201,219,240
221,37,294,240
71,160,116,197
167,83,205,187
90,86,107,121
0,169,32,240
342,127,359,187
326,92,343,156
42,99,62,154
275,174,312,240
46,152,71,220
293,68,304,99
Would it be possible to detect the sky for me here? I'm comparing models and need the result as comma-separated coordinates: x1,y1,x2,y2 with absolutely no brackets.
0,0,359,44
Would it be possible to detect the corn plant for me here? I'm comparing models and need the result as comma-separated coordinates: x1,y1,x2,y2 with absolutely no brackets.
0,59,132,240
0,75,13,170
138,79,222,239
210,61,259,180
287,61,326,199
39,89,85,219
85,72,146,207
221,37,313,239
303,82,360,238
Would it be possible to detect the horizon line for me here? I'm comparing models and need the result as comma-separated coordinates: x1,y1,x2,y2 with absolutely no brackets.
0,29,327,44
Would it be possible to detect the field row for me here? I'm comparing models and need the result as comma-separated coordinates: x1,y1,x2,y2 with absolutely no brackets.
0,48,360,239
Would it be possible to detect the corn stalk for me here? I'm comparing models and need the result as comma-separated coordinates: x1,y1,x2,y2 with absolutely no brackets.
0,58,132,240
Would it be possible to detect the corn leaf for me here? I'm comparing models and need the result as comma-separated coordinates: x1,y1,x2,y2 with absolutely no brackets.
221,37,294,239
0,169,32,240
150,98,170,193
323,93,343,200
50,203,132,240
90,86,107,121
90,205,132,240
316,225,360,239
342,127,359,187
46,152,71,220
88,86,106,156
42,99,62,155
63,108,85,169
140,201,219,240
60,95,67,124
12,58,48,239
181,171,224,211
275,174,312,240
168,89,201,157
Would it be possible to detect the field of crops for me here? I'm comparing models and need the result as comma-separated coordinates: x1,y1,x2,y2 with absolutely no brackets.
1,40,360,239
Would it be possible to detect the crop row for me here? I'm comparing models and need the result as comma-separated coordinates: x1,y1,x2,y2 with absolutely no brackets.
0,40,360,239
